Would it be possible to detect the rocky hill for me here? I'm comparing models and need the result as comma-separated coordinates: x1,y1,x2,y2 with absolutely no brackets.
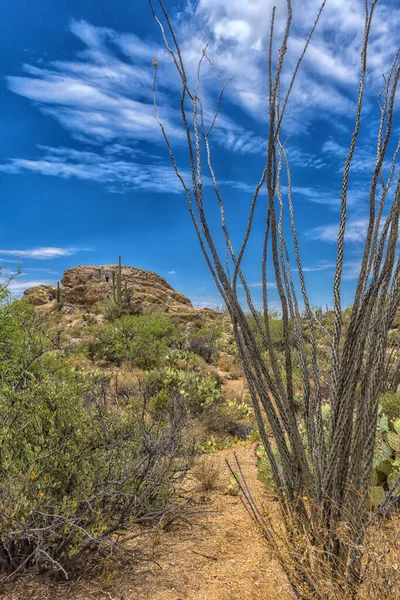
23,264,222,330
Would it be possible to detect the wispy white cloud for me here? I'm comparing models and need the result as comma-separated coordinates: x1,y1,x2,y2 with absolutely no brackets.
342,260,362,281
295,261,336,273
6,1,398,156
168,270,176,275
321,137,398,176
282,185,369,210
2,2,399,199
287,148,328,170
308,218,370,243
240,282,277,289
23,267,60,274
0,247,83,260
194,0,399,132
219,179,266,193
0,276,57,298
5,18,265,157
0,146,194,194
213,126,267,155
295,258,360,281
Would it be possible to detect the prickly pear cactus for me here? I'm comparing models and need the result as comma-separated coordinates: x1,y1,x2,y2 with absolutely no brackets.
370,411,400,509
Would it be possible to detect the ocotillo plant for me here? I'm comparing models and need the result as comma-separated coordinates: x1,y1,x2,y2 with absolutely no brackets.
150,0,400,597
116,255,122,307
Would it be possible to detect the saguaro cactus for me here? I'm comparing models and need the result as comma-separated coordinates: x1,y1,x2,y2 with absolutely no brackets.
112,271,116,303
116,255,122,307
56,281,61,305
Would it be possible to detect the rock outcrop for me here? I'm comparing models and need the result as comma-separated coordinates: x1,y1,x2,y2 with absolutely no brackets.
23,264,222,327
23,284,57,306
59,265,193,314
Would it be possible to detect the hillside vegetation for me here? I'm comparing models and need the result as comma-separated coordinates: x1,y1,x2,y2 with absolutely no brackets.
1,264,399,597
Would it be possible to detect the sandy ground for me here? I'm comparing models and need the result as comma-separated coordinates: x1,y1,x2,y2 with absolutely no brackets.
2,444,294,600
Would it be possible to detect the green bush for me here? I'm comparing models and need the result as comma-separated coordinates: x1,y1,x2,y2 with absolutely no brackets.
379,391,400,421
0,298,60,385
246,309,285,352
91,299,121,322
164,348,203,371
0,271,10,304
0,300,192,579
199,400,253,440
143,365,221,416
82,313,182,369
188,322,223,363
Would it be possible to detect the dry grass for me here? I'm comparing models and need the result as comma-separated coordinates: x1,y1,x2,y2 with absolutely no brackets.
359,517,400,599
218,353,243,378
192,456,222,491
252,495,400,600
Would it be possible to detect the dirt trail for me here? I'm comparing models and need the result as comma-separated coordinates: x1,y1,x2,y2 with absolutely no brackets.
4,444,293,600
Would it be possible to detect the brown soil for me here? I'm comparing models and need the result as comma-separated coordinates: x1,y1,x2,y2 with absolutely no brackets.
2,444,293,600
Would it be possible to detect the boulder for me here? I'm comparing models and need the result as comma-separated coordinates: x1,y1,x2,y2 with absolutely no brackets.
59,264,193,313
23,284,57,306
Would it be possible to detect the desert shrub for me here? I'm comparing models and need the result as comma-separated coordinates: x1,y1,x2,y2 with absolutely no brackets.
112,366,140,400
188,336,213,362
247,309,285,352
0,300,193,579
192,457,222,491
0,271,10,304
196,434,239,453
0,358,192,579
143,365,221,416
92,299,121,322
0,299,60,384
200,399,253,440
187,322,223,363
164,348,203,371
82,313,182,368
256,442,280,493
379,391,400,421
217,353,242,376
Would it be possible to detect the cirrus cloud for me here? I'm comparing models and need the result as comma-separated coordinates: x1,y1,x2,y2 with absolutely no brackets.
0,246,85,260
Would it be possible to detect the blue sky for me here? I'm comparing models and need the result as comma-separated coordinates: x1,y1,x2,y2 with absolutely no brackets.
0,0,398,308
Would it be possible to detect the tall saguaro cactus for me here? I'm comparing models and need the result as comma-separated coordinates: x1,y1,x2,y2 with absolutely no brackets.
116,255,122,307
56,281,61,306
112,271,116,303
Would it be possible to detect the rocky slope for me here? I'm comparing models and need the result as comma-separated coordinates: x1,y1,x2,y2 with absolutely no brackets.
23,264,222,328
